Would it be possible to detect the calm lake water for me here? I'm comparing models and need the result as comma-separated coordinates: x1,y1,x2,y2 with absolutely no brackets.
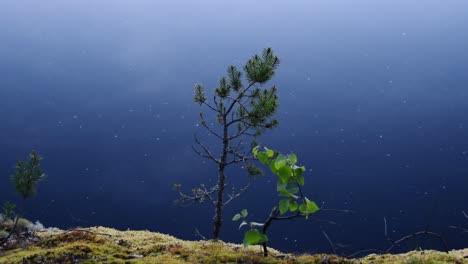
1,0,467,255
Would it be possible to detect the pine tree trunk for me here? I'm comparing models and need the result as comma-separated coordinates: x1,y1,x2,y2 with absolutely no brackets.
212,165,226,240
212,115,229,240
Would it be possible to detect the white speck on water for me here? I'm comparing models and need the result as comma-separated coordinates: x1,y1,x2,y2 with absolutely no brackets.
155,137,160,141
386,153,392,157
307,77,311,81
114,134,119,138
379,134,383,139
73,115,78,119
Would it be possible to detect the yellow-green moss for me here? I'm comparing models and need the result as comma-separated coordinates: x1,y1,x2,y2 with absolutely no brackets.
0,227,466,264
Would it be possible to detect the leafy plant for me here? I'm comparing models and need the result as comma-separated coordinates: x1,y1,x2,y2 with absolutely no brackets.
233,146,320,256
176,48,281,240
1,202,16,221
12,151,46,201
1,150,46,247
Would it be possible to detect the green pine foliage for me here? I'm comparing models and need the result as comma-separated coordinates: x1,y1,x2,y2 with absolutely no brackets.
12,151,46,200
179,48,282,240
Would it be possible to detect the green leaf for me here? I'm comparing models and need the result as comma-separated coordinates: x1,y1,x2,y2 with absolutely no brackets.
244,229,263,245
276,181,287,192
279,199,290,214
294,166,306,176
287,187,299,194
252,146,259,155
269,162,278,175
296,175,305,186
305,198,320,214
279,189,291,197
266,149,274,158
232,214,242,221
257,152,268,164
259,234,268,243
299,203,307,214
274,154,287,170
241,209,248,218
277,165,292,183
289,153,297,164
289,201,298,212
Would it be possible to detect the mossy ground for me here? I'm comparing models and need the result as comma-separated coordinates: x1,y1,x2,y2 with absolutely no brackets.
0,227,466,264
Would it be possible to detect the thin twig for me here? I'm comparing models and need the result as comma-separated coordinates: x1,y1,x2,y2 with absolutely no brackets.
322,230,336,255
194,228,207,240
384,230,449,253
224,184,250,205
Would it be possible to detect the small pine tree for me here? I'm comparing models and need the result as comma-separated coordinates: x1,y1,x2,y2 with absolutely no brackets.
12,151,46,204
176,48,281,240
1,151,46,247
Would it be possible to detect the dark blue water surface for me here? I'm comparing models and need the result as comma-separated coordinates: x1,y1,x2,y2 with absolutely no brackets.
1,0,467,255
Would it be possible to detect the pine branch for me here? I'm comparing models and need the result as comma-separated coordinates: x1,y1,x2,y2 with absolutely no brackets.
192,136,220,164
224,184,250,205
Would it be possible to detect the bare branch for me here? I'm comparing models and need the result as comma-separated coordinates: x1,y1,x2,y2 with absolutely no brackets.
194,228,207,240
201,101,218,112
199,113,222,140
193,136,220,164
175,184,217,206
385,230,449,253
228,124,254,140
449,225,468,233
228,140,243,153
224,184,250,206
322,230,336,255
348,249,383,258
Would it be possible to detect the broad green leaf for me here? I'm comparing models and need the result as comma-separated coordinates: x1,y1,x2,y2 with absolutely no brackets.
289,153,297,164
241,209,248,218
289,200,298,212
279,199,290,214
244,229,262,245
274,154,287,170
299,203,307,214
232,214,242,221
257,152,268,164
305,198,320,214
288,187,299,194
296,175,305,186
269,162,278,175
277,165,292,183
266,149,274,158
294,166,306,176
259,234,268,243
279,189,291,197
276,181,287,192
